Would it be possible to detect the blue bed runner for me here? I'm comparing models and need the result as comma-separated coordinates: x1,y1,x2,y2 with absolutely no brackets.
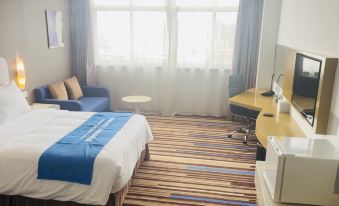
38,112,133,185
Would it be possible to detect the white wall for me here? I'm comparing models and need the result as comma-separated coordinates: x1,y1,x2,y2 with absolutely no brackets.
0,0,71,97
256,0,282,89
278,0,339,135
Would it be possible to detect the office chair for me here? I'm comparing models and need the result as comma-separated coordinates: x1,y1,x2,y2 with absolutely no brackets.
227,74,259,144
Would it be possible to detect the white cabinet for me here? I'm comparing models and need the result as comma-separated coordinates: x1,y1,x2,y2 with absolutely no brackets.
30,103,60,110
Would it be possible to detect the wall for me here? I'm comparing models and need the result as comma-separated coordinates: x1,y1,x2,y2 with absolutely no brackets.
256,0,282,89
278,0,339,135
0,0,71,97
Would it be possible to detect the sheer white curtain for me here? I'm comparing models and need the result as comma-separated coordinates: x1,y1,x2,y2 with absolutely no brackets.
94,0,238,116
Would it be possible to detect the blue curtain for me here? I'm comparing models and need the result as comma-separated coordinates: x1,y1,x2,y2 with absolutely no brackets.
232,0,264,89
70,0,95,86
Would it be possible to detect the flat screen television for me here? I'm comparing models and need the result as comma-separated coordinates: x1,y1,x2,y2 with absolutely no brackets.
292,53,322,126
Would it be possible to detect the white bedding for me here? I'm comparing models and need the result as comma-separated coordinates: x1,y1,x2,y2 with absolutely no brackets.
0,109,153,205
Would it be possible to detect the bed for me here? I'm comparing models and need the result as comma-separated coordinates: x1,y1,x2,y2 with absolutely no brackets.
0,58,153,206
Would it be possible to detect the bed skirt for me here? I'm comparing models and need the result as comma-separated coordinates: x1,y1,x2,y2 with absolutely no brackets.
0,144,150,206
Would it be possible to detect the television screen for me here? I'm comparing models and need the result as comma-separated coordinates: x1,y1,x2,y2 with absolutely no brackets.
292,53,322,126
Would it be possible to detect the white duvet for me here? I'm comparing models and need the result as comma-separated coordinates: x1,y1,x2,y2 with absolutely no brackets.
0,109,153,205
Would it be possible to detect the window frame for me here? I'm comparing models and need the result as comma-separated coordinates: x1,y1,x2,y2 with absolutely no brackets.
94,0,239,69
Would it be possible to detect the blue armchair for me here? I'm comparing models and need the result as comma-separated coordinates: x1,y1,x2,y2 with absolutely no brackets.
34,86,110,112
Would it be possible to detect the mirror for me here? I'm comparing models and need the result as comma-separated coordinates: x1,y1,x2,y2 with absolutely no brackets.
272,44,289,92
291,53,322,126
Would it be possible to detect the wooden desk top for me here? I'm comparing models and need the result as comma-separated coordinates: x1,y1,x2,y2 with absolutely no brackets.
230,88,305,148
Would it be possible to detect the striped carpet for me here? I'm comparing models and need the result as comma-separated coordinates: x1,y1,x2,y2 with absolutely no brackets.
124,115,257,206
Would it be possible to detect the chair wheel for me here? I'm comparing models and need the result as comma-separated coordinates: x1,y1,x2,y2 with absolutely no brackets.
227,134,232,138
242,140,247,144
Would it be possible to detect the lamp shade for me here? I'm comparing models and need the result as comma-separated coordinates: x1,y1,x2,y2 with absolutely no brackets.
16,58,26,90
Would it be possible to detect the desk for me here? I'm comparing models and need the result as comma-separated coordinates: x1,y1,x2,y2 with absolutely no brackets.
230,88,305,148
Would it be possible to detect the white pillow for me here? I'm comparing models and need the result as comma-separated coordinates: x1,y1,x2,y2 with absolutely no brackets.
0,81,31,124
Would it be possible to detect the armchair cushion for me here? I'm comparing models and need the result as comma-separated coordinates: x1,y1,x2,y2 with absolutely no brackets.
64,76,83,100
78,97,109,112
35,86,52,101
48,81,68,100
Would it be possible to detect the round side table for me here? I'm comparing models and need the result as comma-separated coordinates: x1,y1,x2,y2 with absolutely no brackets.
121,96,152,113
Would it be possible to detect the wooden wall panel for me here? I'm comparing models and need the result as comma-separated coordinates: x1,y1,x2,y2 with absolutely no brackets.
282,48,297,102
282,47,338,134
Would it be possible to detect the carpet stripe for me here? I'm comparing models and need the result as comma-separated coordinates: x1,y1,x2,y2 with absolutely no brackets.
170,195,256,206
186,165,255,176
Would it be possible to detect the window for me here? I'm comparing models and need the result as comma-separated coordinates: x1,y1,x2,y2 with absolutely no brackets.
95,0,166,66
95,0,238,69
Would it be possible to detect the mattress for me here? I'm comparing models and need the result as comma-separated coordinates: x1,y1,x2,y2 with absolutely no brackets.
0,109,153,205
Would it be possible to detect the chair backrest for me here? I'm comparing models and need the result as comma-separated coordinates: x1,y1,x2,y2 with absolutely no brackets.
228,74,245,98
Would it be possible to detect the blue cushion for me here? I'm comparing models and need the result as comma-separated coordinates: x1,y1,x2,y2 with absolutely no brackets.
34,86,52,102
78,97,109,112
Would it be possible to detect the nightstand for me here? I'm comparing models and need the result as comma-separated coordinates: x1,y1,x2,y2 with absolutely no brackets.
30,103,60,110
